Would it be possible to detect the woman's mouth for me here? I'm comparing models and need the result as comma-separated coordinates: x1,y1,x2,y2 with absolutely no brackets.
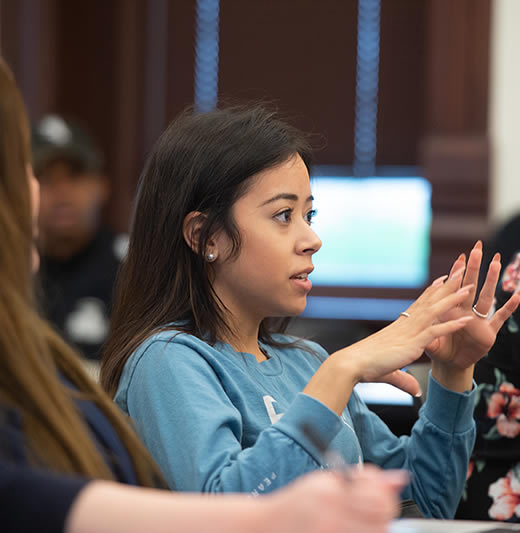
290,272,312,292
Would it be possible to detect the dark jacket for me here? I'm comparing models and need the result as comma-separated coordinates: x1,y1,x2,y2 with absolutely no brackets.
0,377,138,533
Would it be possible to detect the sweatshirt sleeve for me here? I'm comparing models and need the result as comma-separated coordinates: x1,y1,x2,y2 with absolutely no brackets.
120,340,344,494
0,459,89,533
350,371,476,518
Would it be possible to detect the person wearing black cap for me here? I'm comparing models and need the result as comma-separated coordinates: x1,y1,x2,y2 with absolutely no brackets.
32,115,127,363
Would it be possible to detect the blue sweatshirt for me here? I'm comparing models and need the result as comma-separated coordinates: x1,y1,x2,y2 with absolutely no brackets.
115,330,476,518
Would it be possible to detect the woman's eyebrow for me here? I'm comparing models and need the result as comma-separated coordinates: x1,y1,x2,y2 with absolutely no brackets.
258,193,314,207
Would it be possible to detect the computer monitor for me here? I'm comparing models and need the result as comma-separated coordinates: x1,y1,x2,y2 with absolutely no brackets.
302,168,432,322
309,172,432,288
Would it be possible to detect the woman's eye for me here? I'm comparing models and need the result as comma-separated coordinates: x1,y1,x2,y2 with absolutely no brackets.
305,209,317,225
274,209,292,223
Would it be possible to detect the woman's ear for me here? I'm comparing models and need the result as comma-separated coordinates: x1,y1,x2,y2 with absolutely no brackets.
183,211,204,254
183,211,218,261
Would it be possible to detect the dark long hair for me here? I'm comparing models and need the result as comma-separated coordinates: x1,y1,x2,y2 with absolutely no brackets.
101,105,313,395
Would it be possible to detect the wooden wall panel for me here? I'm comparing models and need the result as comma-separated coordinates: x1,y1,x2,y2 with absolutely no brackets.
49,0,148,230
0,0,58,121
165,0,197,122
422,0,491,279
0,0,492,284
377,0,427,165
426,0,490,134
218,0,358,164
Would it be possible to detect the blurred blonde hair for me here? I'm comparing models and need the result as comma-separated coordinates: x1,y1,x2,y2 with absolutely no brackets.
0,57,163,486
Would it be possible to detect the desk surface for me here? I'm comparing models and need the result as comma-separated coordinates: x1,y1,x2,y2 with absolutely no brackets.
390,519,520,533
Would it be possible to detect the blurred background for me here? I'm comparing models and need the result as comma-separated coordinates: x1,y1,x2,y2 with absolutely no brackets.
1,0,518,426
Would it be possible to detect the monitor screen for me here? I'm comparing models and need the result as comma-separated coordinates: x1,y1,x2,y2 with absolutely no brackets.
354,382,414,406
309,174,432,289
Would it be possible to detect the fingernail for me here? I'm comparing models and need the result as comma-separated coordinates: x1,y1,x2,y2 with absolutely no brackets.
414,389,423,398
457,316,474,324
432,275,448,287
450,267,465,280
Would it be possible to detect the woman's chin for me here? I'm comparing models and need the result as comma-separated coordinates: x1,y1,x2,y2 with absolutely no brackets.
283,299,307,317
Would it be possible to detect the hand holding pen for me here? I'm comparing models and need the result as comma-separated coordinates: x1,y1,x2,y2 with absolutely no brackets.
302,422,415,518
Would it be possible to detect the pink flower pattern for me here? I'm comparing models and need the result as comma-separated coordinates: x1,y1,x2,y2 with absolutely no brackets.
466,460,474,481
488,465,520,520
487,383,520,438
502,253,520,293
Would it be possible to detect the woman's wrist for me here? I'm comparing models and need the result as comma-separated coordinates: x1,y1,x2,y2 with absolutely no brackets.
431,360,474,393
303,352,360,416
328,347,364,385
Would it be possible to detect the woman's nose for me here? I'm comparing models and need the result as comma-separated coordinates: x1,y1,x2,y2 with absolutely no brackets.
300,225,322,255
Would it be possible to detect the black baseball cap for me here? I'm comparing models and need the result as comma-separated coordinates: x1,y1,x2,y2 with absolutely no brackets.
32,115,104,176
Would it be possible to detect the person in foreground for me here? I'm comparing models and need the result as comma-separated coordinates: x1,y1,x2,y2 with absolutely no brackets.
0,58,406,533
101,106,520,517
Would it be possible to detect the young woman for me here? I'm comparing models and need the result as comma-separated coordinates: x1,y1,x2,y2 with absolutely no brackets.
0,58,405,533
101,105,520,518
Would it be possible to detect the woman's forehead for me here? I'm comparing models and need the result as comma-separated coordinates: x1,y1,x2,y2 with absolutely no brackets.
240,156,311,202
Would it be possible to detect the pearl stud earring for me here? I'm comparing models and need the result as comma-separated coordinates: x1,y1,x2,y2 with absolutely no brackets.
206,252,215,262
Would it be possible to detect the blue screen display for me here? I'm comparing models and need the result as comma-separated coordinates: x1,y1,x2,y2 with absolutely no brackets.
309,175,432,288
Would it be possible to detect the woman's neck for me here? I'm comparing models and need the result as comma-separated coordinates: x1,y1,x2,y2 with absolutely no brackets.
220,317,267,362
211,286,267,361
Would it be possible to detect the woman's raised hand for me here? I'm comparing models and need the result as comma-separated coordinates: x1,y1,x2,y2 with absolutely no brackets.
335,267,477,396
304,269,478,414
305,243,520,414
425,241,520,375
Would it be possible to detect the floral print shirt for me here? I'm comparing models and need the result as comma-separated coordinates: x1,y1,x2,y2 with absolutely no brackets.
456,251,520,522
